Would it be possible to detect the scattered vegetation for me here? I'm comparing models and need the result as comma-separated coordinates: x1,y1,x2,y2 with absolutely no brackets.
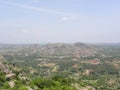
0,43,120,90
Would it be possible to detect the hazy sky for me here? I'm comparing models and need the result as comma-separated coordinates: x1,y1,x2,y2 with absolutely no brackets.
0,0,120,44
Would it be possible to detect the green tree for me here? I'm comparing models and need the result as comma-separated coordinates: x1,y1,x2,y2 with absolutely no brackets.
0,70,6,86
18,86,28,90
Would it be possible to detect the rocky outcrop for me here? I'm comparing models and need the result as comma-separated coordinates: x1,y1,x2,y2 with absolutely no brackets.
0,56,10,74
9,81,15,88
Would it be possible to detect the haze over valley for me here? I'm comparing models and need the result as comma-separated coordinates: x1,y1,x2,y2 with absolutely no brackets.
0,0,120,90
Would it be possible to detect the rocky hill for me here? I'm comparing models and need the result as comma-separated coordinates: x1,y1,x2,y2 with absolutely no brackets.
38,42,97,58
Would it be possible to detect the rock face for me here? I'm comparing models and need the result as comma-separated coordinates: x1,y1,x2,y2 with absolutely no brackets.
0,56,10,74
